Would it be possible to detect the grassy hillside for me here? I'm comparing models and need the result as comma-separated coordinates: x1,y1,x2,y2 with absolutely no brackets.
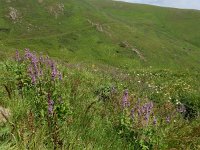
0,0,200,70
0,0,200,149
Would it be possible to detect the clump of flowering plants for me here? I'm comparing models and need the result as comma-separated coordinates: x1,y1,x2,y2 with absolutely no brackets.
15,49,70,118
118,90,180,150
12,49,71,148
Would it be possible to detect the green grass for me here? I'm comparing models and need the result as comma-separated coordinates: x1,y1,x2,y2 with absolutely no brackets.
0,51,200,149
0,0,200,70
0,0,200,149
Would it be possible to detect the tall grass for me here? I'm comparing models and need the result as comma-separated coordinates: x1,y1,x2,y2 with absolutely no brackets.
0,50,199,149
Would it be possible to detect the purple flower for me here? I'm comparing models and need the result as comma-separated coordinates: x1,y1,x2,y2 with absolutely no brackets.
51,69,57,80
137,108,141,116
48,93,54,116
50,61,57,80
48,100,54,116
27,65,37,84
28,65,33,75
31,74,36,84
122,89,130,108
141,105,146,113
25,48,32,59
144,113,150,122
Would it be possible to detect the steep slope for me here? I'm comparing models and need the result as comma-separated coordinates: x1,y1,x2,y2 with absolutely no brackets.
0,0,200,70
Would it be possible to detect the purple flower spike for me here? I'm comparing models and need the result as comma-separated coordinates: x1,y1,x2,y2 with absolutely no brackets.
25,48,31,59
137,108,141,116
28,66,33,75
122,89,130,108
48,94,54,116
51,69,57,80
50,61,57,80
144,113,150,121
31,74,36,84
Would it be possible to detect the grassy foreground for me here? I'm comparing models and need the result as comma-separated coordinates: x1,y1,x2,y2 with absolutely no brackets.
0,50,199,149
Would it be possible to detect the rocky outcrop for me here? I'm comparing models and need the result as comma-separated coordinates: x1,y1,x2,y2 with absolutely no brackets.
48,3,64,19
8,7,21,23
87,19,112,37
119,41,146,61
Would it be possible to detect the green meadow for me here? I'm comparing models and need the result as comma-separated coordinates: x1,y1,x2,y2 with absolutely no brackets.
0,0,200,149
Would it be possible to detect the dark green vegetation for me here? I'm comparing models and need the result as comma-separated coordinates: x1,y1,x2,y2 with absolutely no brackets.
0,0,200,149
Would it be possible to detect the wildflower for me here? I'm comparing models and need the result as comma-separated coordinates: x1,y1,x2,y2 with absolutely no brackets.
137,108,141,117
26,52,39,78
144,113,149,121
48,99,54,116
28,65,33,75
31,74,36,84
52,69,57,80
47,93,54,116
144,113,150,123
122,89,130,108
25,48,31,59
51,61,57,80
141,105,146,113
